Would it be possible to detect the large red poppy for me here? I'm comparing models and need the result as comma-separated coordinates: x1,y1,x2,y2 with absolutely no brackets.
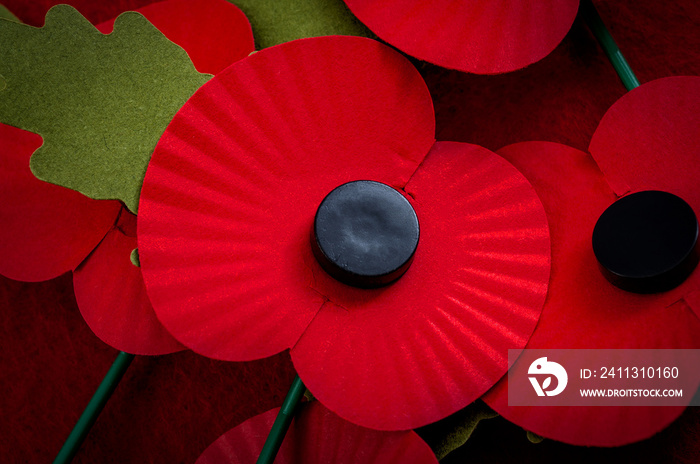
0,0,253,355
196,401,438,464
483,76,700,446
138,35,551,430
342,0,580,74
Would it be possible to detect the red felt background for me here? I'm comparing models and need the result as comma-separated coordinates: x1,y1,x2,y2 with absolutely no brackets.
1,0,699,463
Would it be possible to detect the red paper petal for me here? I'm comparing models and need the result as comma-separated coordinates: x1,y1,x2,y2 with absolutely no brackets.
0,123,121,282
483,142,700,446
343,0,579,74
196,402,438,464
291,142,550,430
139,36,435,361
589,77,700,210
96,0,254,75
73,209,184,355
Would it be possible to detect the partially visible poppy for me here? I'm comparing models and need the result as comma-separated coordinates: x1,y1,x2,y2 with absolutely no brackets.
342,0,580,74
483,76,700,446
139,35,551,429
196,401,439,464
0,0,254,354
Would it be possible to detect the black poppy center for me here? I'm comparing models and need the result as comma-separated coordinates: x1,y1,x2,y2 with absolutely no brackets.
592,190,699,294
312,180,420,288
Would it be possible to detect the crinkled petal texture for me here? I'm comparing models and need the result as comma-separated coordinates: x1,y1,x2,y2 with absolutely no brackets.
196,402,438,464
343,0,579,74
73,210,184,355
292,141,550,430
0,123,121,281
483,140,700,446
96,0,254,75
139,36,435,361
139,37,550,430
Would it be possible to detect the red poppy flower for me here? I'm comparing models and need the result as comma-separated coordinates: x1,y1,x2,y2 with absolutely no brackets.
196,401,438,464
0,0,253,355
483,76,700,446
138,35,551,430
342,0,580,74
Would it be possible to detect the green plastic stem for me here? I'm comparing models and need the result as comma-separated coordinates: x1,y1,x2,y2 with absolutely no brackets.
256,375,306,464
53,351,135,464
581,0,640,91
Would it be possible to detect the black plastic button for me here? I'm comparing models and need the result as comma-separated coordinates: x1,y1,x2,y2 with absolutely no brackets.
592,190,699,293
312,181,419,288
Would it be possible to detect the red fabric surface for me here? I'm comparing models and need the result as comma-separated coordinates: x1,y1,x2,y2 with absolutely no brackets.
0,272,296,463
73,209,184,355
196,402,438,464
343,0,580,74
482,141,700,446
0,123,121,281
2,0,700,462
292,141,549,430
139,38,549,430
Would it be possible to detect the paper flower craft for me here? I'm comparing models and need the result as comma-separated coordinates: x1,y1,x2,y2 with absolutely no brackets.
483,76,700,446
0,0,254,354
196,401,439,464
342,0,580,74
138,35,551,430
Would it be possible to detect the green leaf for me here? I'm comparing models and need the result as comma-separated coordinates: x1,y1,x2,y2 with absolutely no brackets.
0,4,20,22
229,0,373,49
0,5,210,212
526,430,545,444
415,400,499,460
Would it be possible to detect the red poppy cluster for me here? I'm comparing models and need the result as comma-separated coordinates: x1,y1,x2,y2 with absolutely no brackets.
484,76,700,446
2,0,698,458
0,0,254,354
137,35,551,431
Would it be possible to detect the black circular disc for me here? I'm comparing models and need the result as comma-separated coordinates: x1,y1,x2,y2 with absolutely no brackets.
592,190,699,294
312,180,420,288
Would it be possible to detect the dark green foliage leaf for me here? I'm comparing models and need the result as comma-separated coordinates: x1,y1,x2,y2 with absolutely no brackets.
0,5,210,212
416,400,499,460
229,0,373,49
